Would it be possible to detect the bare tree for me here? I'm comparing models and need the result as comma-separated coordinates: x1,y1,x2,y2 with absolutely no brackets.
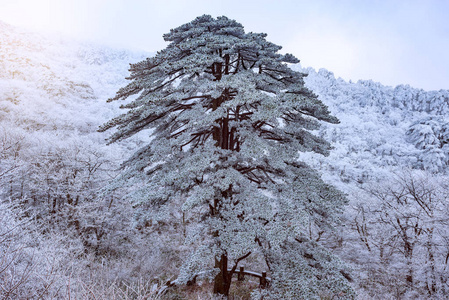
352,170,449,297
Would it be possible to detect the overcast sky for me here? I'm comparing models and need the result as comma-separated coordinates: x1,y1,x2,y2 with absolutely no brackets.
1,0,448,91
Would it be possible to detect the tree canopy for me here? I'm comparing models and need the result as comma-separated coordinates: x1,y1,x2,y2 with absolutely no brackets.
100,15,353,298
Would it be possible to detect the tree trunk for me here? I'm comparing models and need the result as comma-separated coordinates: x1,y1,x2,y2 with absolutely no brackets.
211,49,233,298
405,240,414,286
426,227,437,295
214,254,232,296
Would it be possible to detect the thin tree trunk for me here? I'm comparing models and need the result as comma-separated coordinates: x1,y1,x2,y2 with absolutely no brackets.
426,227,437,295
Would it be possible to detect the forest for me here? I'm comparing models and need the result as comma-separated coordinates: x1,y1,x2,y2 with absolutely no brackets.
2,16,449,299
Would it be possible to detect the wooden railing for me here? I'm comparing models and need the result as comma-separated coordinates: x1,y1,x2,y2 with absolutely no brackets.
159,267,271,296
185,266,270,288
231,266,271,288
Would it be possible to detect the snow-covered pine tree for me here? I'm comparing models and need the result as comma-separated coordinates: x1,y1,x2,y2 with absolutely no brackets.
100,15,353,298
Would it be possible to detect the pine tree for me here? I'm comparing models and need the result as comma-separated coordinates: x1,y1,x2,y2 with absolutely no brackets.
100,15,353,298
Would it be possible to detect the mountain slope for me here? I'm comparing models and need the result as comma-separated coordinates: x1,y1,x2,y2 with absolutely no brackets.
291,66,449,187
0,20,149,133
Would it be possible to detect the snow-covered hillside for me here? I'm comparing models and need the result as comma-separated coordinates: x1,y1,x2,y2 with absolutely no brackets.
0,20,148,141
0,20,151,192
289,66,449,187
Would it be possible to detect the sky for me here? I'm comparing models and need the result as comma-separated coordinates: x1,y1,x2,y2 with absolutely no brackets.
0,0,448,91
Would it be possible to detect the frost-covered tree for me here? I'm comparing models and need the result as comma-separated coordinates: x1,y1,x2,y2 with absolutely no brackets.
406,118,449,172
101,15,352,298
352,170,449,298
